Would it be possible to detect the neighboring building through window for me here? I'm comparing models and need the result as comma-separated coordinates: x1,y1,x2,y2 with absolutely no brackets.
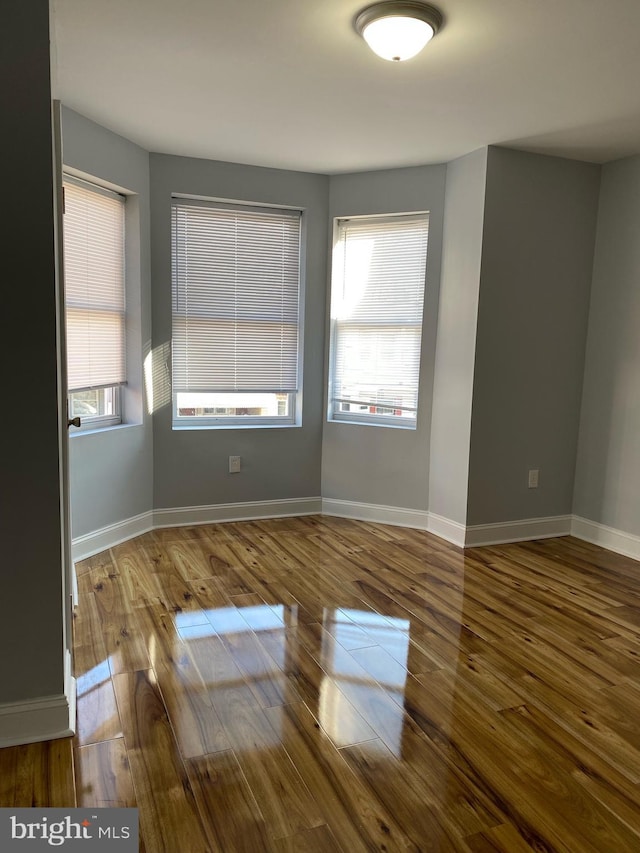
171,199,303,428
328,212,429,428
63,177,126,429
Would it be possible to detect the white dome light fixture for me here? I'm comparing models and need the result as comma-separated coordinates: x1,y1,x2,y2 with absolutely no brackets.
355,1,443,62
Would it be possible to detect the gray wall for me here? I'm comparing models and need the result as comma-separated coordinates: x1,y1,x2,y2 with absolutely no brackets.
0,0,65,703
55,110,634,548
428,149,488,525
573,155,640,536
150,154,329,509
467,148,600,525
321,165,446,510
61,108,153,538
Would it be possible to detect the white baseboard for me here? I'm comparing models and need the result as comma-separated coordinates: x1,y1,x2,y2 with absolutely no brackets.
71,502,640,568
0,650,76,748
72,510,154,562
465,515,572,547
321,498,430,532
427,512,467,548
72,501,322,561
571,515,640,561
153,497,322,529
319,503,575,551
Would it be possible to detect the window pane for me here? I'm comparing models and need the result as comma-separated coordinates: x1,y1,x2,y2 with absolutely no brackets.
171,200,302,427
329,213,429,428
175,392,291,420
69,387,119,424
63,178,126,393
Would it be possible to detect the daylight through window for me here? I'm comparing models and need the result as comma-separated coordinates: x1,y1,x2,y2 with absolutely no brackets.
328,212,429,428
63,177,126,429
171,199,302,428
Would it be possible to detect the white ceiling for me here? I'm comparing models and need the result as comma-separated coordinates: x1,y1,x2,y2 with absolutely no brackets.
52,0,640,174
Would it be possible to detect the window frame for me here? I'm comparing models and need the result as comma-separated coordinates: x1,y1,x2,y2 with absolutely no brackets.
68,386,122,431
170,196,304,430
327,211,429,430
63,173,127,433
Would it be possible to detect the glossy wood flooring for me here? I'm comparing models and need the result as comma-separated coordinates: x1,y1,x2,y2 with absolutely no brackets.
3,517,640,850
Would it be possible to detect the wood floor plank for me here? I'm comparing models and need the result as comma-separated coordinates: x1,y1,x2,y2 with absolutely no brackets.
270,825,343,852
523,614,640,683
236,573,319,624
603,632,640,665
393,717,506,837
340,739,464,852
151,525,211,546
112,669,211,852
350,640,437,687
297,620,417,754
164,540,217,584
158,659,229,757
216,619,299,708
264,700,420,851
451,652,526,712
105,624,152,675
0,739,76,807
265,709,374,851
113,549,162,608
465,822,538,852
211,696,327,839
76,550,119,596
500,705,640,851
150,567,207,616
74,657,123,746
134,605,229,757
188,577,234,612
502,667,640,784
408,670,640,852
75,738,135,807
257,627,378,746
92,573,152,673
179,622,250,689
73,592,109,677
500,703,640,843
186,750,270,853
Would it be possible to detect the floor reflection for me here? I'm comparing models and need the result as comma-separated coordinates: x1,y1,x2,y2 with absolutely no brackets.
173,602,412,756
75,659,122,745
74,597,428,764
319,609,410,754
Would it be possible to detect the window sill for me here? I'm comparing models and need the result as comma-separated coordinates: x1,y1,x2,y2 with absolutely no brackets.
327,417,417,430
69,422,142,438
172,422,302,431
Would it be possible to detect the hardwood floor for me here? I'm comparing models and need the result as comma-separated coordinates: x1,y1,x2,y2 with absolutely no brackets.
3,515,640,850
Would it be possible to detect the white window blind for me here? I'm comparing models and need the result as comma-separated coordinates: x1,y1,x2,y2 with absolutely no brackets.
171,201,301,394
330,213,429,427
63,179,126,392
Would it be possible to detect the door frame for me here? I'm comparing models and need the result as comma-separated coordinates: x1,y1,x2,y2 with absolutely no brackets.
52,98,77,732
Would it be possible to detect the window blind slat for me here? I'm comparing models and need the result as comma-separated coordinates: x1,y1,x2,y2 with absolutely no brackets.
171,202,302,394
330,214,429,425
63,180,126,392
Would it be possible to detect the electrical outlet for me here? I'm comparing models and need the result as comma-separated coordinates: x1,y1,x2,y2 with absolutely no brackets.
229,455,241,474
528,468,539,489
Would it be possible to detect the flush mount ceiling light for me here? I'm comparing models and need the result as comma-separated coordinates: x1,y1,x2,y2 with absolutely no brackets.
355,0,443,62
